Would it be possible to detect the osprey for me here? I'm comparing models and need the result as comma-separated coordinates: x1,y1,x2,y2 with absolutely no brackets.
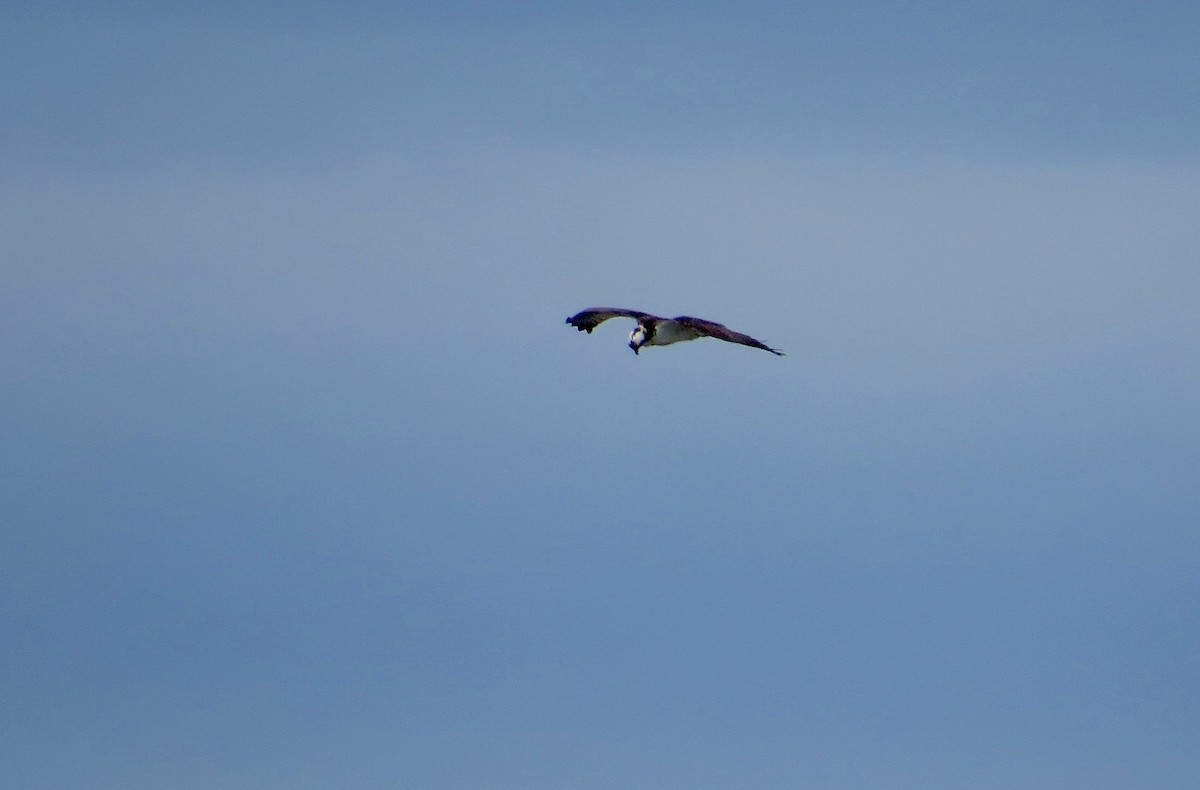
566,308,784,356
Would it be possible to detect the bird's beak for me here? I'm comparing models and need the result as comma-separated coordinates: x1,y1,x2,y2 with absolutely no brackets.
629,342,639,355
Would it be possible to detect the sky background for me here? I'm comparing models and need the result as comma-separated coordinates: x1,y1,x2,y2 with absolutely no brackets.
3,2,1199,787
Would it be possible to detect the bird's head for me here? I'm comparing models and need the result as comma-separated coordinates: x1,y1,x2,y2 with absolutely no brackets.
628,325,647,355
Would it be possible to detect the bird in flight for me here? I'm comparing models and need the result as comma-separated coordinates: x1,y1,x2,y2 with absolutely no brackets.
566,308,784,356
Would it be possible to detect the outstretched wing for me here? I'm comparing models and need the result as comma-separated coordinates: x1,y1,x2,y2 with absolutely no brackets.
674,316,784,355
566,307,659,333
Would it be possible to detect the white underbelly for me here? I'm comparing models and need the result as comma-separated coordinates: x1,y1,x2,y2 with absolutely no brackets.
650,320,701,346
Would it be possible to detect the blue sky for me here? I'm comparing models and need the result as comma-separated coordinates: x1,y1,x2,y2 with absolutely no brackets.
3,3,1198,787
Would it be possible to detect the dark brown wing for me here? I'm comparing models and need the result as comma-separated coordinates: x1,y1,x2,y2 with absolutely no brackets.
674,316,784,355
566,307,660,333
